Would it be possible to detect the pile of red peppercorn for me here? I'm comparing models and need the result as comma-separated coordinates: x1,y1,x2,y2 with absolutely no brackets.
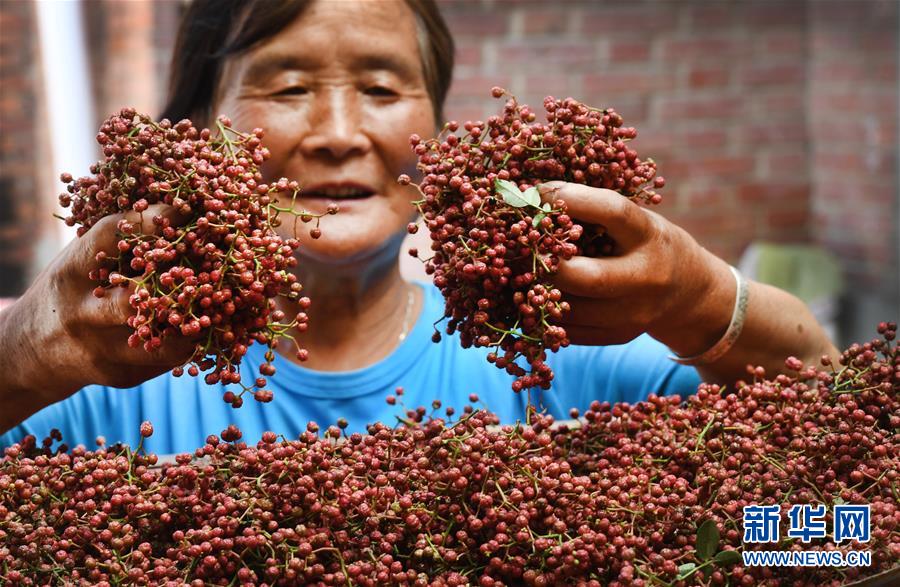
2,324,897,586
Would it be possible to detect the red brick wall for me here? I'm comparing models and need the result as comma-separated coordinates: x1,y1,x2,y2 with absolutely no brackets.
441,0,814,263
807,0,899,341
438,0,898,343
83,0,182,129
0,0,42,296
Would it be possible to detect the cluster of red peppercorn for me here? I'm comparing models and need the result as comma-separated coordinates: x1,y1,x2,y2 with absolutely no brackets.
58,109,334,406
1,325,897,586
404,89,664,392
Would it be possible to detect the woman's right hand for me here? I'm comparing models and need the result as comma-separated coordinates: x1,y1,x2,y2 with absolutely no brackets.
0,205,196,432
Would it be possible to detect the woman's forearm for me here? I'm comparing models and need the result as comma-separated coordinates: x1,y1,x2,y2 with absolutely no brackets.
0,206,205,435
670,258,840,386
651,247,840,387
0,294,82,433
693,280,840,384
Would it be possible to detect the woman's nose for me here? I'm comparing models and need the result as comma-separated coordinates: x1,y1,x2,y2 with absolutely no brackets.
299,88,371,161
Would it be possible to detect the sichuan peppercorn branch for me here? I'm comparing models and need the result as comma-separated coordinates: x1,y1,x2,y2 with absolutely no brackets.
406,90,665,392
58,109,335,406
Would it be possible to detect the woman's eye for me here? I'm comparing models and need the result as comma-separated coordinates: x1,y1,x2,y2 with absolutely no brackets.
273,86,308,96
364,86,398,97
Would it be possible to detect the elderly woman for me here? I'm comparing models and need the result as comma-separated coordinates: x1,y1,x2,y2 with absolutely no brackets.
0,0,837,452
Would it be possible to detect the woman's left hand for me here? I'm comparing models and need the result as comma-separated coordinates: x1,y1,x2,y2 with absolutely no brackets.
538,181,735,358
538,181,840,384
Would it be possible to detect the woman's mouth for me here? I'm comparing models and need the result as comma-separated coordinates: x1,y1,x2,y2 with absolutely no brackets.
301,182,377,200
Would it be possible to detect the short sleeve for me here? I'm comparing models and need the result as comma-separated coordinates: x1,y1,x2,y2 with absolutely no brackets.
542,334,702,416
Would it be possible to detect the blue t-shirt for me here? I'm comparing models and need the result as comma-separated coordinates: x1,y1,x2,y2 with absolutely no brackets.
1,283,700,454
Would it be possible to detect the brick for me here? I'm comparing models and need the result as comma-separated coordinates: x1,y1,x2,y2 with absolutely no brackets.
818,92,897,114
628,132,673,157
860,31,899,53
670,212,749,248
756,31,806,56
520,8,569,35
811,189,895,227
687,65,731,89
654,96,745,121
871,61,899,84
583,70,674,95
761,152,809,180
811,182,862,202
813,150,894,175
524,75,571,95
608,40,652,63
741,63,805,86
681,128,729,150
442,7,509,37
757,90,806,114
662,37,742,61
665,156,756,182
0,12,23,32
809,29,856,54
0,76,28,92
812,30,896,56
497,40,600,68
0,48,27,71
679,185,731,208
767,220,812,243
739,122,806,145
811,0,894,26
455,45,481,67
578,5,674,35
810,58,870,84
851,214,899,237
742,2,806,27
765,231,812,245
738,183,808,204
687,4,737,29
448,75,512,99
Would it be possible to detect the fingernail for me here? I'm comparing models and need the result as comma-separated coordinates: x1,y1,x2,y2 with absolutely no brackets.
537,181,564,195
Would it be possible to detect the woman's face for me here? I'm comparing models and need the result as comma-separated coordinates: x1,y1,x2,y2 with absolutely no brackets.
213,0,434,266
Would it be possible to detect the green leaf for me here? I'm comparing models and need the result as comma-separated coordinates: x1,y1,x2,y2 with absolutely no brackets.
495,179,530,208
713,550,742,566
677,562,696,580
696,519,720,561
833,496,845,505
532,212,546,228
520,186,541,207
541,202,552,212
